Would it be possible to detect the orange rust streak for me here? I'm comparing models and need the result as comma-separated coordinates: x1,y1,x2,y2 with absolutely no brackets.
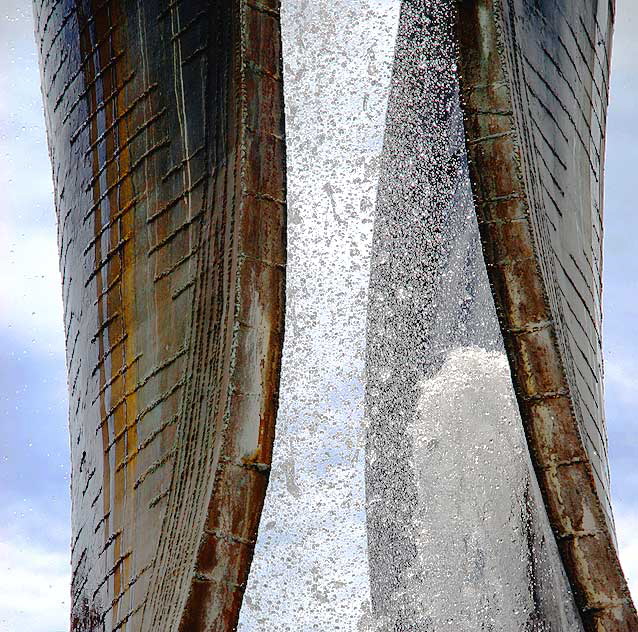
80,0,140,623
456,1,637,630
77,5,114,606
94,0,139,621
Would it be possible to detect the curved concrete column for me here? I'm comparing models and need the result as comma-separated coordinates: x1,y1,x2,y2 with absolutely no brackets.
33,0,286,628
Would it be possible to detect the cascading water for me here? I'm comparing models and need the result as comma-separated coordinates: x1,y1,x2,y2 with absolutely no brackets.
407,348,581,631
364,5,501,623
365,2,583,630
241,1,586,630
239,1,400,629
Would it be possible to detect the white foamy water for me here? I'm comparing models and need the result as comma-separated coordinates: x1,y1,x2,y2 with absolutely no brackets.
239,2,400,630
407,347,583,631
242,2,587,630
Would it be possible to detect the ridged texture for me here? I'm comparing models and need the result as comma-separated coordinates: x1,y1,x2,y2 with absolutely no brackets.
457,0,637,629
365,3,502,626
33,0,286,629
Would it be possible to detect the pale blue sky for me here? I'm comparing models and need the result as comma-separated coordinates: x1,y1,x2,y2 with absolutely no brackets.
0,3,69,631
0,2,636,631
598,0,638,596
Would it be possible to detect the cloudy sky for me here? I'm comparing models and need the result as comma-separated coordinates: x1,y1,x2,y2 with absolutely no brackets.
0,1,636,631
0,3,70,631
599,0,638,602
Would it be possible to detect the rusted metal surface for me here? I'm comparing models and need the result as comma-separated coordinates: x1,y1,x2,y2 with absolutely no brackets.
457,0,637,629
33,0,285,629
365,3,585,628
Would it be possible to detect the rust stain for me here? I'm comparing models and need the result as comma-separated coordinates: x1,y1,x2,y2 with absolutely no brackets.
176,1,286,628
36,0,285,629
456,1,637,630
74,0,142,626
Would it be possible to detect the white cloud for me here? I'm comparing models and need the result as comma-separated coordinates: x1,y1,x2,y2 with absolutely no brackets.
0,222,65,352
606,356,638,407
0,534,69,632
615,509,638,602
612,0,638,76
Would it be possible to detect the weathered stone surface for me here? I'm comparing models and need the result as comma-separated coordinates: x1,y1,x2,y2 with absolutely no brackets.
458,0,637,629
33,0,286,629
365,3,585,629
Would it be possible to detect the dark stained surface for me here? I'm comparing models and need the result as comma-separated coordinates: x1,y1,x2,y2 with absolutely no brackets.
458,0,637,628
365,3,502,626
33,0,286,629
365,2,584,629
32,0,636,627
